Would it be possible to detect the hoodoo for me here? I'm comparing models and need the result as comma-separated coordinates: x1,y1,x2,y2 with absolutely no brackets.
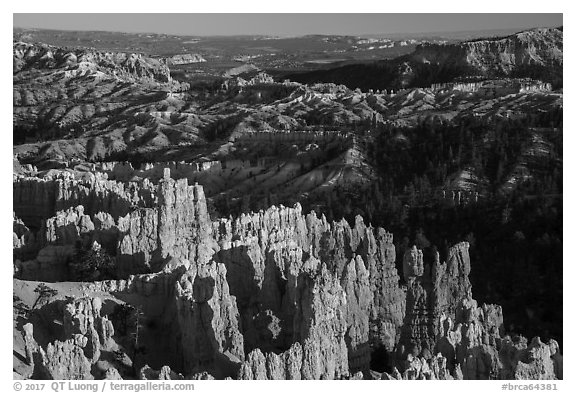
13,18,562,381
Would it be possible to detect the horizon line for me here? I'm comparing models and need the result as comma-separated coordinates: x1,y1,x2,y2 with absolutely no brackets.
12,24,562,39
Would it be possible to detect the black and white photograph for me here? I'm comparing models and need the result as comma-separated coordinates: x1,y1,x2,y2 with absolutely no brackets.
9,8,566,385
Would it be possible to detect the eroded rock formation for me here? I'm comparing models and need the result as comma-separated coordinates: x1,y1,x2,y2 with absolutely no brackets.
174,253,244,376
398,242,473,362
13,172,156,230
14,179,563,380
63,297,115,356
22,323,93,380
14,42,173,83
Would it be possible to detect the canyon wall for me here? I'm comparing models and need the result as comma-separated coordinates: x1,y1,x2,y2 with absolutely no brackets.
13,175,563,379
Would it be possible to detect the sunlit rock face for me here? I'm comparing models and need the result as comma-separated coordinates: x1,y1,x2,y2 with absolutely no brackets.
13,27,563,380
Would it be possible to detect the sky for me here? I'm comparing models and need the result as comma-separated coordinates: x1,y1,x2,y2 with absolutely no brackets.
13,13,563,37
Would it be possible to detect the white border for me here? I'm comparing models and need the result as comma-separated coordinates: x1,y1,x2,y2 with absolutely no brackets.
2,3,572,390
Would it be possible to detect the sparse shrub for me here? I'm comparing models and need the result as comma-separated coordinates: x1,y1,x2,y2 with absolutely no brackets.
32,283,58,309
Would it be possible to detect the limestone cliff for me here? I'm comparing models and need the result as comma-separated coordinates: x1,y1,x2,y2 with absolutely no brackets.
293,263,349,379
381,353,461,380
13,179,563,380
174,254,244,376
500,336,559,380
13,172,156,230
213,205,405,360
399,242,473,362
63,297,115,360
117,171,213,275
341,255,373,374
413,27,563,77
22,323,93,380
13,214,37,261
15,170,213,278
238,263,350,380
